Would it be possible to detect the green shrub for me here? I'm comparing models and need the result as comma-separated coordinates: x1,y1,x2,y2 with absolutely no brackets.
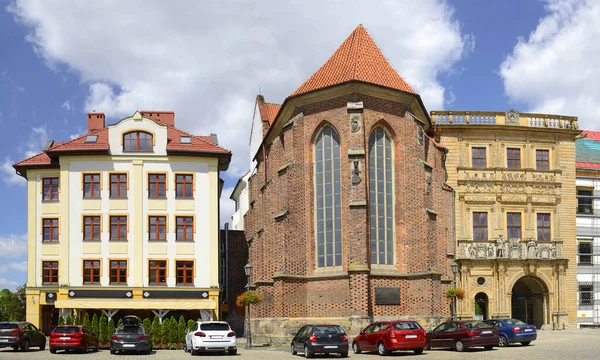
65,314,73,325
143,318,151,333
151,316,162,347
178,316,186,343
187,319,195,331
107,319,115,339
83,313,90,328
58,315,65,325
91,313,99,336
117,318,123,329
99,313,108,343
168,316,178,344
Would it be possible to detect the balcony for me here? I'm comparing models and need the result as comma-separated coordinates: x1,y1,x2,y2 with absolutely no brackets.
458,238,563,260
431,110,578,130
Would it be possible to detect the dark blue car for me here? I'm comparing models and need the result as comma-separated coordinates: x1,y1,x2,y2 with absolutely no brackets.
483,319,536,347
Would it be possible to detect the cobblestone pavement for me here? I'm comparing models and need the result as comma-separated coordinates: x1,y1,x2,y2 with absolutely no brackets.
0,329,598,359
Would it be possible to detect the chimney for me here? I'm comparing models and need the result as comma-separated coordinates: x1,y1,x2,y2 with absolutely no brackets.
140,111,175,127
87,112,105,133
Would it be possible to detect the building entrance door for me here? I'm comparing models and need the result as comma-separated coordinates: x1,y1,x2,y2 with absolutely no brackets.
511,276,547,328
42,305,59,335
474,292,488,320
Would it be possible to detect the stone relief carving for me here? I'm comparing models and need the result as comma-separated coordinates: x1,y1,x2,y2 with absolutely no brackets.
351,160,362,184
465,172,496,180
500,184,526,193
460,237,560,260
506,109,520,124
502,172,527,181
466,183,495,193
532,173,556,182
350,113,361,133
532,185,555,194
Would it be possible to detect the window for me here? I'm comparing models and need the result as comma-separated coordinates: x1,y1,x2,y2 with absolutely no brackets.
507,213,521,240
123,131,153,151
148,174,166,198
110,260,127,284
110,216,127,241
83,174,101,198
536,150,549,170
473,212,488,241
577,189,594,214
43,218,59,242
472,147,486,168
507,148,521,169
176,261,194,285
314,126,342,268
149,216,167,241
83,216,101,240
176,174,194,198
83,260,101,284
369,127,395,265
579,284,594,307
149,260,167,284
110,173,127,198
579,241,592,265
537,213,551,241
43,178,59,201
42,261,59,284
176,216,194,241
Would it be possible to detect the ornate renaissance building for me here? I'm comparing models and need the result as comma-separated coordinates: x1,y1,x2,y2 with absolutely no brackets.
432,110,580,328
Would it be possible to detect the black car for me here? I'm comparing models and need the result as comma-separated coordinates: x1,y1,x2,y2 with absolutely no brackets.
291,324,348,358
0,321,46,351
110,322,152,355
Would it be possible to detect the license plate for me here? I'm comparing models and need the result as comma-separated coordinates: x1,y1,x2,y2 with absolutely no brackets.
210,335,223,339
481,331,492,334
405,334,417,338
123,344,135,347
324,345,338,349
0,339,8,342
524,329,533,332
59,337,71,340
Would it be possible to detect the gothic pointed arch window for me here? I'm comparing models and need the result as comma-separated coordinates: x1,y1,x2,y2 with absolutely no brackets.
314,125,342,268
369,126,395,265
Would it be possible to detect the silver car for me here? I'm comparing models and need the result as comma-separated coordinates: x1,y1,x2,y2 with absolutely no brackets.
184,321,237,355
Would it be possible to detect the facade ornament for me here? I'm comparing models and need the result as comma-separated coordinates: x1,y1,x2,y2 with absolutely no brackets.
350,113,361,133
496,235,506,258
351,160,361,184
505,109,520,124
527,238,538,259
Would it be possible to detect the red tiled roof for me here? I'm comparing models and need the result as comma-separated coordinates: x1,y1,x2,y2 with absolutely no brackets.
425,133,447,151
290,24,415,97
48,128,110,153
260,103,281,126
443,183,454,191
577,162,600,169
583,130,600,140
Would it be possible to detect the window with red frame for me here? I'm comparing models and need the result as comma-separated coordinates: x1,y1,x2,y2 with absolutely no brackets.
472,147,486,168
473,212,488,241
110,173,127,198
176,261,194,285
110,260,127,284
176,174,193,198
43,178,59,201
149,216,166,240
536,150,549,170
83,260,101,284
123,131,153,151
537,213,551,241
148,174,166,198
149,260,167,284
507,148,521,169
42,261,58,284
83,174,101,198
176,216,194,241
83,216,101,240
43,218,59,242
110,216,127,241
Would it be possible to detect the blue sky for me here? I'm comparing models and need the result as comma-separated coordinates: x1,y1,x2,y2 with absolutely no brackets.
1,0,598,290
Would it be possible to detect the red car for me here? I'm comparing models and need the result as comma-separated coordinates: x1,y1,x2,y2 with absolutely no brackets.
49,325,99,354
426,320,499,352
352,320,427,356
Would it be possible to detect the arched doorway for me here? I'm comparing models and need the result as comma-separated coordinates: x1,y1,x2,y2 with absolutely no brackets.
511,276,548,328
474,292,488,320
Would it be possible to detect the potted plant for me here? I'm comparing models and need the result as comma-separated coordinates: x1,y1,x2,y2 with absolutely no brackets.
445,287,465,300
236,291,262,307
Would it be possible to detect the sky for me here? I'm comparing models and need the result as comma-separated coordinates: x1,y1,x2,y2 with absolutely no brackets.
1,0,599,291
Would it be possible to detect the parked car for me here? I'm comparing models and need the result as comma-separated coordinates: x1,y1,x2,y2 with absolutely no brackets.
110,322,152,355
0,321,46,352
49,325,98,354
483,318,537,347
352,320,426,356
290,324,349,358
426,320,499,352
184,321,237,355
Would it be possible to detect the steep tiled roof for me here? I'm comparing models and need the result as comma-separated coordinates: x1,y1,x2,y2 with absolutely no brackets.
577,130,600,169
290,24,415,97
48,128,110,153
259,102,281,126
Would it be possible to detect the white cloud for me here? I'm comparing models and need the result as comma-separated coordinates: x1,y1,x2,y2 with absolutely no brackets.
61,99,71,111
500,0,600,130
220,186,236,228
2,125,52,186
0,278,20,291
0,234,28,259
0,261,27,273
1,157,23,185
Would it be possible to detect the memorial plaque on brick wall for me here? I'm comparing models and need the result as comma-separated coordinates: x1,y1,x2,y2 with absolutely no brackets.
375,287,400,305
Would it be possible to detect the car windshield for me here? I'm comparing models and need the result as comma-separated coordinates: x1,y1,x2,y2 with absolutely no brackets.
462,321,488,329
393,322,421,330
200,323,230,331
52,327,80,333
0,323,18,329
504,319,527,326
116,326,144,334
313,325,344,335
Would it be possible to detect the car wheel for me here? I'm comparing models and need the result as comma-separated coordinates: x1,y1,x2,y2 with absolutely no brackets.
110,349,116,355
340,351,348,358
425,342,431,350
50,348,57,354
414,348,424,355
484,345,494,350
291,342,297,355
455,340,465,352
498,335,509,347
12,346,19,351
304,345,313,358
21,340,30,352
183,342,188,352
94,343,99,352
39,339,46,351
352,342,361,354
521,341,531,346
191,348,198,356
83,342,89,354
229,348,237,355
377,341,389,356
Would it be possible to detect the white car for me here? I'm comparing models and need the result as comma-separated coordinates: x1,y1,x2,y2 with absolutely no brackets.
184,321,237,355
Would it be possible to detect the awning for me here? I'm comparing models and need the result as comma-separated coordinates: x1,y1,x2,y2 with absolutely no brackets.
54,298,216,310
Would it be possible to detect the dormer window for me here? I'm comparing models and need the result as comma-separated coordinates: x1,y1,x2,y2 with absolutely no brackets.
123,131,153,151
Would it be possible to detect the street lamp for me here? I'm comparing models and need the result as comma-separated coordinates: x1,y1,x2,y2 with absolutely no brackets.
244,262,253,348
451,261,458,320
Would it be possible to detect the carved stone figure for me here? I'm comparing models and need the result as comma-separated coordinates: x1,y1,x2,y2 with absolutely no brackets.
350,113,361,133
351,160,361,184
527,238,538,259
496,235,506,258
506,109,520,124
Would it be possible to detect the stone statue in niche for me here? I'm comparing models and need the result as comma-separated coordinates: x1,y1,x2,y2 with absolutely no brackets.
527,238,538,259
350,113,361,133
352,160,361,184
496,235,506,258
